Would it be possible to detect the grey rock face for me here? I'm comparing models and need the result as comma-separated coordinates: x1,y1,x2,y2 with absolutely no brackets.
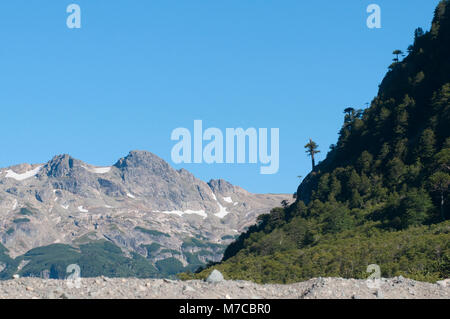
41,154,77,178
208,179,235,193
0,150,290,273
206,270,224,283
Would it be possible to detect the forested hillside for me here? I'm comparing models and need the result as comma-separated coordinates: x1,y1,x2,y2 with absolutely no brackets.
184,1,450,283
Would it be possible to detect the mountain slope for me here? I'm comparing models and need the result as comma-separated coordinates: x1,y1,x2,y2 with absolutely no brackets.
0,151,289,279
189,1,450,283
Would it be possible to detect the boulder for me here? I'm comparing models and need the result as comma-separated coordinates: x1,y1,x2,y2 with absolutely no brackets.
206,270,224,283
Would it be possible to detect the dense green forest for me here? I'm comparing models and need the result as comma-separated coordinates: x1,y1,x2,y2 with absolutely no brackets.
182,1,450,283
0,241,159,280
0,237,225,280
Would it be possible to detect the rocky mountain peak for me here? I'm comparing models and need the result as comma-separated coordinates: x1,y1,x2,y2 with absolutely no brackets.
40,154,84,178
208,179,235,194
114,150,169,172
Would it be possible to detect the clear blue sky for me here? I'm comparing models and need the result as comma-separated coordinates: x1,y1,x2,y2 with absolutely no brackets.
0,1,441,194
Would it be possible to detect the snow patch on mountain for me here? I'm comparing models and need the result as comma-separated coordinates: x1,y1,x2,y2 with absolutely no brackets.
215,202,231,219
82,165,111,174
223,197,233,203
78,206,88,213
5,166,43,181
161,209,207,219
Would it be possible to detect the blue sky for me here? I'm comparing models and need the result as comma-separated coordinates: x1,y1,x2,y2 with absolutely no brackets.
0,0,441,194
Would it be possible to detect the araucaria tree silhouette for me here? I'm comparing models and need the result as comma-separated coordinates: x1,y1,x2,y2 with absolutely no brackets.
305,138,320,170
392,49,404,63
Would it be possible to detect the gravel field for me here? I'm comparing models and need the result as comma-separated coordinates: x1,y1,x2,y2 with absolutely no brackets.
0,276,448,299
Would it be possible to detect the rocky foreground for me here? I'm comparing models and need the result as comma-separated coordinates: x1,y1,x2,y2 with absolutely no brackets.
0,276,448,299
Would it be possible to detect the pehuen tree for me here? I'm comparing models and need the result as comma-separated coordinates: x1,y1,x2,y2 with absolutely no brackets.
304,139,320,170
392,49,404,62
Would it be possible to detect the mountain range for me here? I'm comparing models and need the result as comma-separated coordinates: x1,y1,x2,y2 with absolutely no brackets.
0,150,289,279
